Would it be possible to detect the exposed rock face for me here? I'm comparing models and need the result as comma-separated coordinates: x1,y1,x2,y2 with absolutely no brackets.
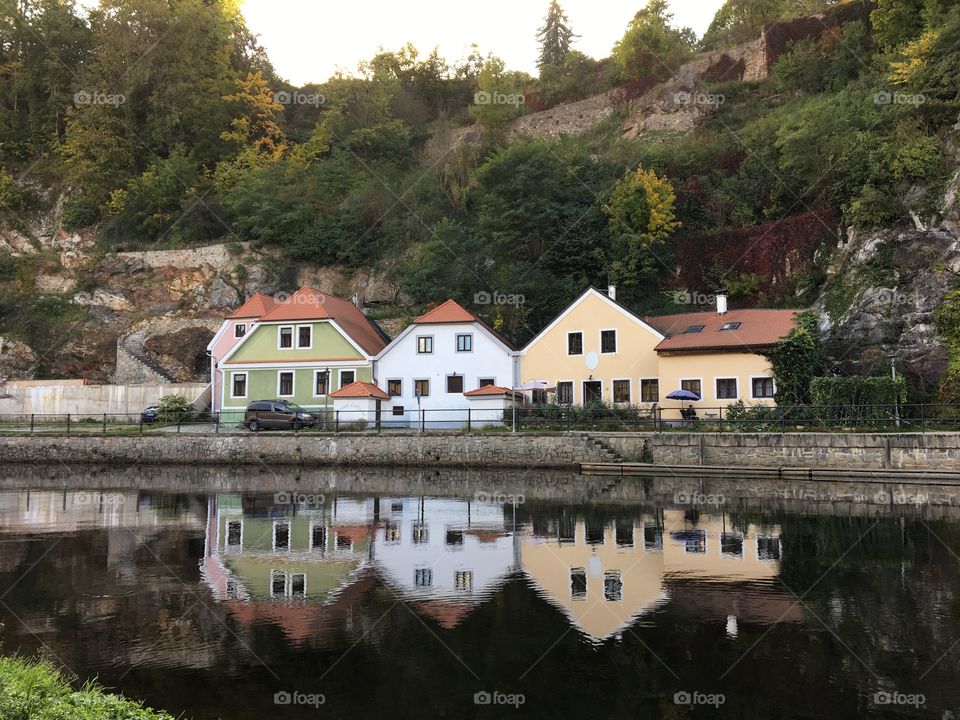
144,326,216,382
0,337,37,381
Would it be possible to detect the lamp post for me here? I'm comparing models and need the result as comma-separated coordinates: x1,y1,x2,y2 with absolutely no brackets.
888,351,900,428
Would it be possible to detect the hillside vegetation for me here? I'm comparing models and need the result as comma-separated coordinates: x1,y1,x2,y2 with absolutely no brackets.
1,0,959,393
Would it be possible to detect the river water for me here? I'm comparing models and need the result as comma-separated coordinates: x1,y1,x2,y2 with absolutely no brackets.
0,465,958,719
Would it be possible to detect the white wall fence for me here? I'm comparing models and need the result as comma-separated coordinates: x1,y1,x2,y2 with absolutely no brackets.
0,381,209,418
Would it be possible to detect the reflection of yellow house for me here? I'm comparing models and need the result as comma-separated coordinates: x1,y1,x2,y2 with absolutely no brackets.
519,288,663,406
521,511,791,642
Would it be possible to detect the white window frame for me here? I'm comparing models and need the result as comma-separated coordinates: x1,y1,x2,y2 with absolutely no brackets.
556,379,575,405
272,520,291,551
611,377,632,404
566,330,584,356
270,569,288,598
225,518,244,550
295,324,313,350
278,325,294,350
277,371,295,398
750,375,776,400
455,333,473,353
679,377,703,400
639,377,660,404
599,328,618,355
339,369,355,388
290,572,307,598
309,521,327,552
313,369,329,398
230,372,248,399
416,335,434,354
714,376,739,401
234,323,246,338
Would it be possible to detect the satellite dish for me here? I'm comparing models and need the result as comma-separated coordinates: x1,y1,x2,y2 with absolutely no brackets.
585,351,599,370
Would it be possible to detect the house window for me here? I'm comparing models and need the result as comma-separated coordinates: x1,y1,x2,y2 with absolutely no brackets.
681,379,702,399
684,325,705,334
557,381,573,405
417,336,433,354
279,326,293,348
227,520,242,547
445,530,463,546
384,524,400,543
456,334,472,352
479,378,495,387
270,570,287,598
234,323,246,338
278,371,294,397
753,377,775,399
604,571,623,601
290,573,306,598
567,332,583,355
758,536,782,561
447,375,464,393
413,523,429,544
297,325,312,349
613,379,631,403
570,568,587,599
721,532,743,557
415,379,430,397
231,373,247,398
415,568,433,587
720,321,741,331
336,534,353,550
616,522,633,547
387,379,402,396
601,329,617,354
585,523,604,545
274,522,290,550
314,371,328,396
716,378,738,400
640,379,659,403
340,370,355,388
392,406,405,416
455,570,473,591
532,389,547,404
311,525,326,551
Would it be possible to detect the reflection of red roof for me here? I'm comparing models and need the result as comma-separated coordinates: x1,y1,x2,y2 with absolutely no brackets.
228,293,278,319
465,529,508,543
332,525,373,543
644,309,799,354
416,299,478,324
410,600,477,629
464,385,520,398
329,381,390,400
257,287,388,354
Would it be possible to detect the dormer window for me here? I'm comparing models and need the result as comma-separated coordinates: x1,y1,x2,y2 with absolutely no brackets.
684,325,705,334
720,322,741,331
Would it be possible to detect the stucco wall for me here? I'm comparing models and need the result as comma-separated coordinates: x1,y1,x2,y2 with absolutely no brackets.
0,382,209,418
656,352,776,417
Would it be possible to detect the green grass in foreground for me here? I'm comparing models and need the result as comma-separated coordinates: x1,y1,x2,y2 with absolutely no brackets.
0,655,175,720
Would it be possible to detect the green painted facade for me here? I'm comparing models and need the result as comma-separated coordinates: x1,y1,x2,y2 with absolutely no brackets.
219,320,374,423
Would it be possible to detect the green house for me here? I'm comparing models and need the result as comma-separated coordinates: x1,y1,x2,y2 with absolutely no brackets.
216,287,389,424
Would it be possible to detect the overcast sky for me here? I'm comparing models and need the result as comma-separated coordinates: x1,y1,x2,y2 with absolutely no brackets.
239,0,727,86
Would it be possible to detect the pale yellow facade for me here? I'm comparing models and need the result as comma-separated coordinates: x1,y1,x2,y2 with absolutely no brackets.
657,350,777,418
519,289,662,406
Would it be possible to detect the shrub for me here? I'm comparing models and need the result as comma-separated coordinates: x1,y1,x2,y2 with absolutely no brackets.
157,394,194,423
809,376,907,422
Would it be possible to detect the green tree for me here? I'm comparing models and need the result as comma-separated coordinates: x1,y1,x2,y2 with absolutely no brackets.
763,311,825,405
537,1,577,69
468,55,530,129
611,0,696,81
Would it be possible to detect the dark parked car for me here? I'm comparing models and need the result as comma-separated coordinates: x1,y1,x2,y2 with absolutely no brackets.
245,400,317,432
141,406,159,424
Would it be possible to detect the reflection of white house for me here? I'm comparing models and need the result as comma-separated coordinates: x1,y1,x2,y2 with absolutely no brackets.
373,497,518,627
0,490,199,532
373,300,519,429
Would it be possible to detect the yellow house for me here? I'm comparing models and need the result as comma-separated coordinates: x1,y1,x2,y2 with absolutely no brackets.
519,287,664,406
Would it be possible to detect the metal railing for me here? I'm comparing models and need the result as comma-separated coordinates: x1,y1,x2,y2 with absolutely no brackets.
0,404,957,435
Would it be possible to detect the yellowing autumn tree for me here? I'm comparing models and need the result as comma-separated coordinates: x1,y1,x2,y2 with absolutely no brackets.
221,71,287,161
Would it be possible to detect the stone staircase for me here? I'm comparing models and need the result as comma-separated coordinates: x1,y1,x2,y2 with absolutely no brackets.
585,436,623,464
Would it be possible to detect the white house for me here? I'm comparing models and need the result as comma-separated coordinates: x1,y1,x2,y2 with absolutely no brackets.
373,300,518,429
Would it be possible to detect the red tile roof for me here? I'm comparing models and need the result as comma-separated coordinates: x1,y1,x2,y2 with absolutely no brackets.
463,385,521,398
257,287,389,355
415,299,478,323
227,292,279,319
645,309,799,354
329,381,391,400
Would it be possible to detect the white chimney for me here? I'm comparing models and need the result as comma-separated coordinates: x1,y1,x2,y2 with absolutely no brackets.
607,285,617,301
716,291,728,316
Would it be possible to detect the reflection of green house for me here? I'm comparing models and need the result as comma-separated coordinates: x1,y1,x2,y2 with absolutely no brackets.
216,287,390,424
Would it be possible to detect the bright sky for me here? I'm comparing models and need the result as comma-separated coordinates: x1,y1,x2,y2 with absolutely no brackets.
239,0,727,86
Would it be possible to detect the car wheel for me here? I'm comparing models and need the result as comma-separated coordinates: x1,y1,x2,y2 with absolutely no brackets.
248,420,260,432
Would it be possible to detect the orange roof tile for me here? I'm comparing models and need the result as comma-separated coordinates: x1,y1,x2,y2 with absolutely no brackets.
644,309,799,353
410,600,477,630
227,292,279,319
415,299,478,324
464,385,521,398
258,287,389,355
329,381,390,400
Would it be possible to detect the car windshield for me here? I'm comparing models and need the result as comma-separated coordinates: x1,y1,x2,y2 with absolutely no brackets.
284,403,307,413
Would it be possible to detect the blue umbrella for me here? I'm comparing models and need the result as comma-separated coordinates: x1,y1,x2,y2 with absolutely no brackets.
666,389,700,401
